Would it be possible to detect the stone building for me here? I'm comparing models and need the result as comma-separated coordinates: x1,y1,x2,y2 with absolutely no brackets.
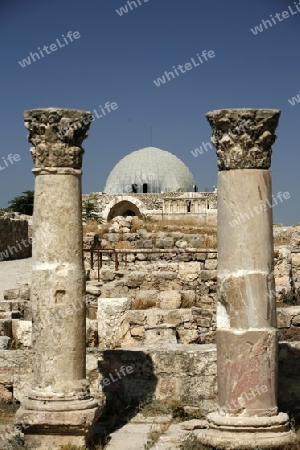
83,146,217,225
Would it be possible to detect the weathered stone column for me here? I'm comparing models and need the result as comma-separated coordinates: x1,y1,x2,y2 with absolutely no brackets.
15,108,100,449
197,109,295,448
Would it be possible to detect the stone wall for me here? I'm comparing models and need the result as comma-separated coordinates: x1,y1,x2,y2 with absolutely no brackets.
1,343,300,417
0,217,31,261
82,192,217,223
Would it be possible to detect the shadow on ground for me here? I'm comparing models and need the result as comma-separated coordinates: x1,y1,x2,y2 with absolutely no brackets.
94,349,157,442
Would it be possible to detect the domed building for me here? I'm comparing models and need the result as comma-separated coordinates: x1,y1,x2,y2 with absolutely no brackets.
83,146,217,225
104,147,197,194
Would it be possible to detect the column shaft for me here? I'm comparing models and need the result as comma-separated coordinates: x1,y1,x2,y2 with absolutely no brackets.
15,108,100,449
197,108,295,448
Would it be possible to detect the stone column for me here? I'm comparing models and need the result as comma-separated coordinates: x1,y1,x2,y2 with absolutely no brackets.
15,108,100,449
197,109,295,448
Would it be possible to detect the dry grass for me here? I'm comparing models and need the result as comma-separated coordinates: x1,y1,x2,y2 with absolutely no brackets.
58,442,105,450
115,240,133,249
131,217,217,235
83,220,100,234
203,235,217,249
132,297,157,310
97,222,111,237
139,399,205,421
144,423,170,450
0,399,19,423
274,236,291,246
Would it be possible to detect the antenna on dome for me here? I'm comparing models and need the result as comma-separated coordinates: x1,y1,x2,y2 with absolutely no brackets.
149,125,153,146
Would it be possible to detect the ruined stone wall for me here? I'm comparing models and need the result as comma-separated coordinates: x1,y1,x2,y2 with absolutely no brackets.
0,217,31,261
1,343,300,417
82,192,217,223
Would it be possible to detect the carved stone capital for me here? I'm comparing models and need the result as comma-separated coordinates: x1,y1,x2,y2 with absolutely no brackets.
206,109,281,170
24,108,92,169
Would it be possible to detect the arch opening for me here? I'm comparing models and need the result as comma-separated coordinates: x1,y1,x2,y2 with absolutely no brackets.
107,200,142,221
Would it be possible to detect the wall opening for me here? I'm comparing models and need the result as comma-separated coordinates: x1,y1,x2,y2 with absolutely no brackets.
107,200,142,221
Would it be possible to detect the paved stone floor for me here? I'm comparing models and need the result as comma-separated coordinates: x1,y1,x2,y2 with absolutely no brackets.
0,258,32,300
104,423,154,449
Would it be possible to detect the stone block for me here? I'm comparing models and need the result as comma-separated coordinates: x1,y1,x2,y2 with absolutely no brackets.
181,290,196,308
178,262,200,281
0,320,12,338
86,300,98,320
156,237,174,249
3,289,19,300
126,272,147,288
152,271,177,282
0,301,12,313
0,336,11,350
200,270,217,281
159,291,182,309
292,315,300,326
126,310,146,326
177,375,217,405
134,290,158,308
204,259,218,270
145,324,177,345
86,319,98,347
277,309,292,328
136,253,146,261
131,326,145,338
278,327,300,342
100,268,116,282
97,298,131,348
207,253,218,259
86,283,102,296
12,320,32,349
195,253,207,262
292,253,300,268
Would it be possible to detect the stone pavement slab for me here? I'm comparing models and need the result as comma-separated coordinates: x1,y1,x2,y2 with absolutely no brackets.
104,423,153,450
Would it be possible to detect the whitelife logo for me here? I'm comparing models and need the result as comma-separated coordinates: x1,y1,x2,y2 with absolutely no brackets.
116,0,149,16
0,153,21,171
229,191,291,228
57,101,118,139
18,31,81,68
153,50,215,87
250,2,300,35
288,89,300,106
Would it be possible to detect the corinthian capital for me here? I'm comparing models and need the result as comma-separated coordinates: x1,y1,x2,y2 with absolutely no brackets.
24,108,92,169
206,109,281,170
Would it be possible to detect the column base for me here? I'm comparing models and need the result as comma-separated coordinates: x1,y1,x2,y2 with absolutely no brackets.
15,398,101,450
196,412,296,449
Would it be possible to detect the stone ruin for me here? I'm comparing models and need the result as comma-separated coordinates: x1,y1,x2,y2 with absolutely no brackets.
0,107,298,448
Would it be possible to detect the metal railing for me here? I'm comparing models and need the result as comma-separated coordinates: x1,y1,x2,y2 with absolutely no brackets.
84,248,300,282
83,248,217,281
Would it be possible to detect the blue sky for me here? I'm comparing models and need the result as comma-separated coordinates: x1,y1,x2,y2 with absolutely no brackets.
0,0,299,224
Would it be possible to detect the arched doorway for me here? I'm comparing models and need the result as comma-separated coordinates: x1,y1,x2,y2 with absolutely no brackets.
107,200,142,221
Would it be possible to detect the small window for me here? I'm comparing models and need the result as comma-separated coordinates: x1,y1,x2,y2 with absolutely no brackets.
143,183,148,193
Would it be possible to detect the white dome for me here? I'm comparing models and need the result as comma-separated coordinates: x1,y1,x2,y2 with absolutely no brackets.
104,147,196,194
